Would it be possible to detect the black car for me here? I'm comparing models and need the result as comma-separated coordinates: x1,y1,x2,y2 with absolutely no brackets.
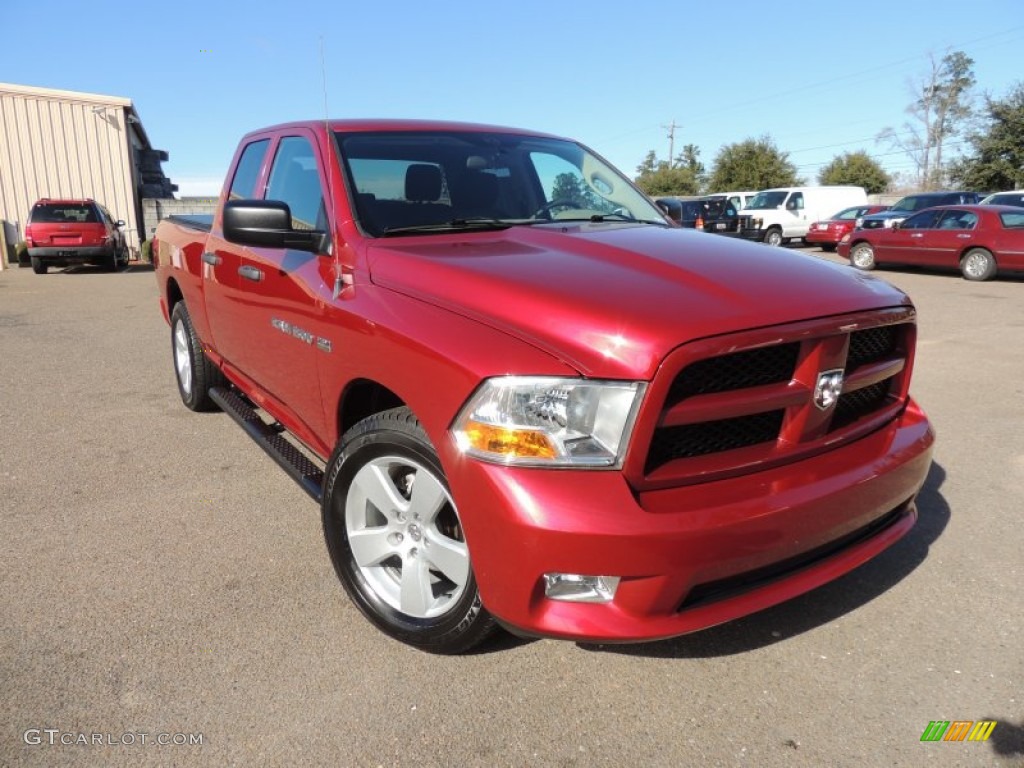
655,196,739,234
858,191,982,230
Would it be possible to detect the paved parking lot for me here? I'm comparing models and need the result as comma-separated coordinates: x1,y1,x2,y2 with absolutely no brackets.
1,252,1022,767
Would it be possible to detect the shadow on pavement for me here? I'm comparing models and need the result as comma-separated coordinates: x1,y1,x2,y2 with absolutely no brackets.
987,718,1024,759
578,461,950,658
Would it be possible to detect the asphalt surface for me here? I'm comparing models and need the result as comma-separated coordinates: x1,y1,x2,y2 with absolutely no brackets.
1,253,1021,767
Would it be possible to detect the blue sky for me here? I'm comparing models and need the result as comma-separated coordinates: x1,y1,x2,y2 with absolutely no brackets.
3,1,1023,196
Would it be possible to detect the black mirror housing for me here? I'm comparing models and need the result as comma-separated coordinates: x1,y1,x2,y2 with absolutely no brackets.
223,199,326,252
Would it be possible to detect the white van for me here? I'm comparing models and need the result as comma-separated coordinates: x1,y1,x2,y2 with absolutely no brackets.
738,186,867,246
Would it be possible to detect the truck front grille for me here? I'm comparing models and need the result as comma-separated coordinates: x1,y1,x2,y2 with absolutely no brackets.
635,309,914,486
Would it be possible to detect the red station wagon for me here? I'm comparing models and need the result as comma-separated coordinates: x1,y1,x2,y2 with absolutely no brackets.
24,198,128,274
805,205,888,251
838,204,1024,280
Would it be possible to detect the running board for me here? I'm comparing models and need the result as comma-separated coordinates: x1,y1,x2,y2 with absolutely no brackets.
209,387,324,503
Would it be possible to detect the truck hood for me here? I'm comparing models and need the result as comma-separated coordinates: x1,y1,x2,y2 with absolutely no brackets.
366,223,910,380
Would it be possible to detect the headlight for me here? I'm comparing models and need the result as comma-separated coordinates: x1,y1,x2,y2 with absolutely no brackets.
452,376,646,467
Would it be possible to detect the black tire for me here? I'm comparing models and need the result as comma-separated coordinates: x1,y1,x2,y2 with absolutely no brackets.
105,248,119,272
30,257,47,275
850,242,876,271
820,243,836,252
764,228,784,247
170,302,223,412
960,248,997,281
322,407,496,654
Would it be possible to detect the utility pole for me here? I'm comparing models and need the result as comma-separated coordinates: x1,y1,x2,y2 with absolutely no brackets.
662,120,678,166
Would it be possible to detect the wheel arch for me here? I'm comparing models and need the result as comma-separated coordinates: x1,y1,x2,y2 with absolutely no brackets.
959,244,994,263
166,276,184,315
337,378,406,441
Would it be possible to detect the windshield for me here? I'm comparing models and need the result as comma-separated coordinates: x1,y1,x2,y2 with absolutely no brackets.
744,191,788,210
891,195,935,213
335,130,668,236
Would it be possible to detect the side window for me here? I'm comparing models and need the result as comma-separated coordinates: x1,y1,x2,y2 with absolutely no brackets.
265,136,326,231
787,192,804,210
901,210,942,229
937,210,978,230
728,195,741,209
229,139,270,200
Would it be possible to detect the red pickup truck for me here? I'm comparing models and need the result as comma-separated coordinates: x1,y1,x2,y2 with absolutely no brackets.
153,120,934,653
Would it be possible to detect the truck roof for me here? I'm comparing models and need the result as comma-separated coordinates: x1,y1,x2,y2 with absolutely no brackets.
242,119,562,140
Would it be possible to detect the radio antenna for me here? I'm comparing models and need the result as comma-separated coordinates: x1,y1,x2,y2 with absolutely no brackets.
320,36,344,299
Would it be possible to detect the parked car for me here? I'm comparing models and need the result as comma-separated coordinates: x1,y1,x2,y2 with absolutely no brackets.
856,191,982,230
838,204,1024,281
738,186,868,246
805,205,889,251
980,190,1024,208
24,198,128,274
655,196,739,233
706,190,758,211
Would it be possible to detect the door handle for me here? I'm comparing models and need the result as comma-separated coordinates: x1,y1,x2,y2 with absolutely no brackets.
201,252,222,266
239,265,263,282
957,234,972,239
910,233,923,238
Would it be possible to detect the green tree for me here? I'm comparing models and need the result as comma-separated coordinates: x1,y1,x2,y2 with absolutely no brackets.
818,151,891,194
948,82,1024,191
878,50,975,189
634,145,704,196
707,136,801,191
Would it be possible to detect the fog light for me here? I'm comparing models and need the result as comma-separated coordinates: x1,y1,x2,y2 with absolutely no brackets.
543,573,620,603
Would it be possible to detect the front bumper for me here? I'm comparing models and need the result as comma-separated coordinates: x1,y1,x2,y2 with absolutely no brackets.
446,399,933,643
737,226,769,242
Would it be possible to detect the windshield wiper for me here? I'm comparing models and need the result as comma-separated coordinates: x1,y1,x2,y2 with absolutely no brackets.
381,218,521,237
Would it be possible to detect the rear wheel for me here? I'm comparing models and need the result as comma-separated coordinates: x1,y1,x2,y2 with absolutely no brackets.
30,257,47,275
322,407,496,654
960,248,996,281
820,243,836,252
764,228,784,247
850,242,876,271
170,302,223,411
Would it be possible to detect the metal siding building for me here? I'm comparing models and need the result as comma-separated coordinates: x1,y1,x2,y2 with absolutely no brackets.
0,82,175,269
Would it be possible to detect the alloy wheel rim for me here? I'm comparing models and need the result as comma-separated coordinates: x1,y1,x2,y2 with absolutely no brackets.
173,321,192,395
345,456,469,619
965,253,986,278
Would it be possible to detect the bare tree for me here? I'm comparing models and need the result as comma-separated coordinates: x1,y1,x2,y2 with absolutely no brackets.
878,50,975,189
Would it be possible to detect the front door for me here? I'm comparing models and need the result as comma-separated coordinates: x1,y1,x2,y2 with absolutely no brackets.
236,132,330,441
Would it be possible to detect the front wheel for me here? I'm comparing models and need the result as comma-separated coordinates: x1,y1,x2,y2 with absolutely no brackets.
850,242,876,271
961,248,996,281
322,407,495,654
764,228,784,247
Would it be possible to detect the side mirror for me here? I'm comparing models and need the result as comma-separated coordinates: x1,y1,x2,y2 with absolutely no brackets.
890,221,901,230
223,200,327,253
115,220,125,227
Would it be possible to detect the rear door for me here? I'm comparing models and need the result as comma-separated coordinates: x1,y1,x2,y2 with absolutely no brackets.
926,209,979,266
203,138,272,368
